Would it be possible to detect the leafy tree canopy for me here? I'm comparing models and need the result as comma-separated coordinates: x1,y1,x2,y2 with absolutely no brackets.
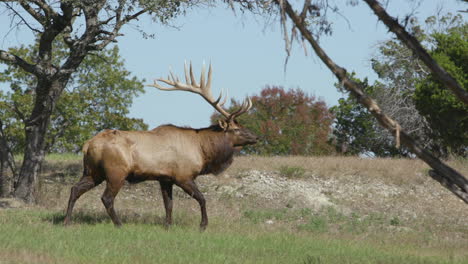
330,75,405,157
0,41,147,153
212,85,335,156
332,13,467,157
414,20,468,156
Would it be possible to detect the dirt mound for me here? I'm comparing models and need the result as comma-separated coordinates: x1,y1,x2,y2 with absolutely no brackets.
199,170,333,210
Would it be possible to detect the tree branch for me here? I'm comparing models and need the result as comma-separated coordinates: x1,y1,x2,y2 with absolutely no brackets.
88,8,149,51
0,50,40,76
276,0,468,204
18,0,45,26
29,0,58,19
363,0,468,105
35,1,74,74
4,2,42,32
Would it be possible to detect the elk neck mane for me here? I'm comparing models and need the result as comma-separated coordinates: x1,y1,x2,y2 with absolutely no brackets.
198,124,235,175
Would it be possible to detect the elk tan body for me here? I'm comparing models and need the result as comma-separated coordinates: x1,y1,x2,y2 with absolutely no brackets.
84,125,236,184
64,63,257,229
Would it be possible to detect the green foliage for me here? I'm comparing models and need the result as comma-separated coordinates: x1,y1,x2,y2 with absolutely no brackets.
332,13,467,157
331,75,404,157
0,42,147,153
414,23,468,155
279,165,306,179
390,216,401,226
212,86,335,156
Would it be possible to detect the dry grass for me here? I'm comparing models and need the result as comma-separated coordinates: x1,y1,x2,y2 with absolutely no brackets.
0,249,61,264
227,155,467,185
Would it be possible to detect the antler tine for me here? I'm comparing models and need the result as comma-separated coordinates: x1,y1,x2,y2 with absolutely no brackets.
213,89,231,118
230,97,252,120
247,97,253,111
206,63,212,90
184,61,190,85
213,89,223,105
169,68,179,84
189,62,198,87
200,63,206,90
150,79,165,90
200,63,215,99
219,89,228,107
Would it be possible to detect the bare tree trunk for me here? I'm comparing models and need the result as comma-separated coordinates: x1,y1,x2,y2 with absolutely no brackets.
13,79,63,203
276,0,468,203
13,130,47,203
362,0,468,105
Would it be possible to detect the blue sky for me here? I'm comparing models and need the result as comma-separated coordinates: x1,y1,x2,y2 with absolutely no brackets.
0,0,466,128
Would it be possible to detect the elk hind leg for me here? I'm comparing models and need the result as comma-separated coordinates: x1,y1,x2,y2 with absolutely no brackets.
177,180,207,230
159,181,174,227
64,175,101,225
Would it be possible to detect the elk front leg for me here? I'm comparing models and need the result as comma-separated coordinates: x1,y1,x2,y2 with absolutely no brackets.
159,181,174,228
176,180,207,230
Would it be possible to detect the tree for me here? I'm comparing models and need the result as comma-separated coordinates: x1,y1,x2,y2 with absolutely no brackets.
333,14,466,158
331,76,405,157
211,86,335,156
0,42,148,197
414,23,467,156
229,0,468,202
363,0,468,105
277,0,468,202
1,43,147,151
0,0,194,203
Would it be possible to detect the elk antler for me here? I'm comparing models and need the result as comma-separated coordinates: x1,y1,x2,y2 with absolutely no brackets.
148,62,252,120
230,96,253,120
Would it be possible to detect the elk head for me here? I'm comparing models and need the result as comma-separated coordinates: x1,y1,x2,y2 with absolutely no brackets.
148,62,258,147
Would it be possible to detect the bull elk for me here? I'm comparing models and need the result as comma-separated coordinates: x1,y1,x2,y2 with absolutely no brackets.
63,62,257,229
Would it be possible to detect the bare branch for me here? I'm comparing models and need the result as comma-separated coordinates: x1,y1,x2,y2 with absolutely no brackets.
18,0,45,26
300,0,311,23
429,170,468,203
4,2,42,32
87,8,149,51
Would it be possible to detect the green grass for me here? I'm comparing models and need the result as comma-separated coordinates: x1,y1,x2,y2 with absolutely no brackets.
0,209,465,264
13,153,82,164
242,206,404,235
45,153,82,162
3,155,467,263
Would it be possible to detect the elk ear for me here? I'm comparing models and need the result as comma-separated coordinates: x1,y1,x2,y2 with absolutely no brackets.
218,119,228,130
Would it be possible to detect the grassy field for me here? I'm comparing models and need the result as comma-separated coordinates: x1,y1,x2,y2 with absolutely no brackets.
0,155,467,264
